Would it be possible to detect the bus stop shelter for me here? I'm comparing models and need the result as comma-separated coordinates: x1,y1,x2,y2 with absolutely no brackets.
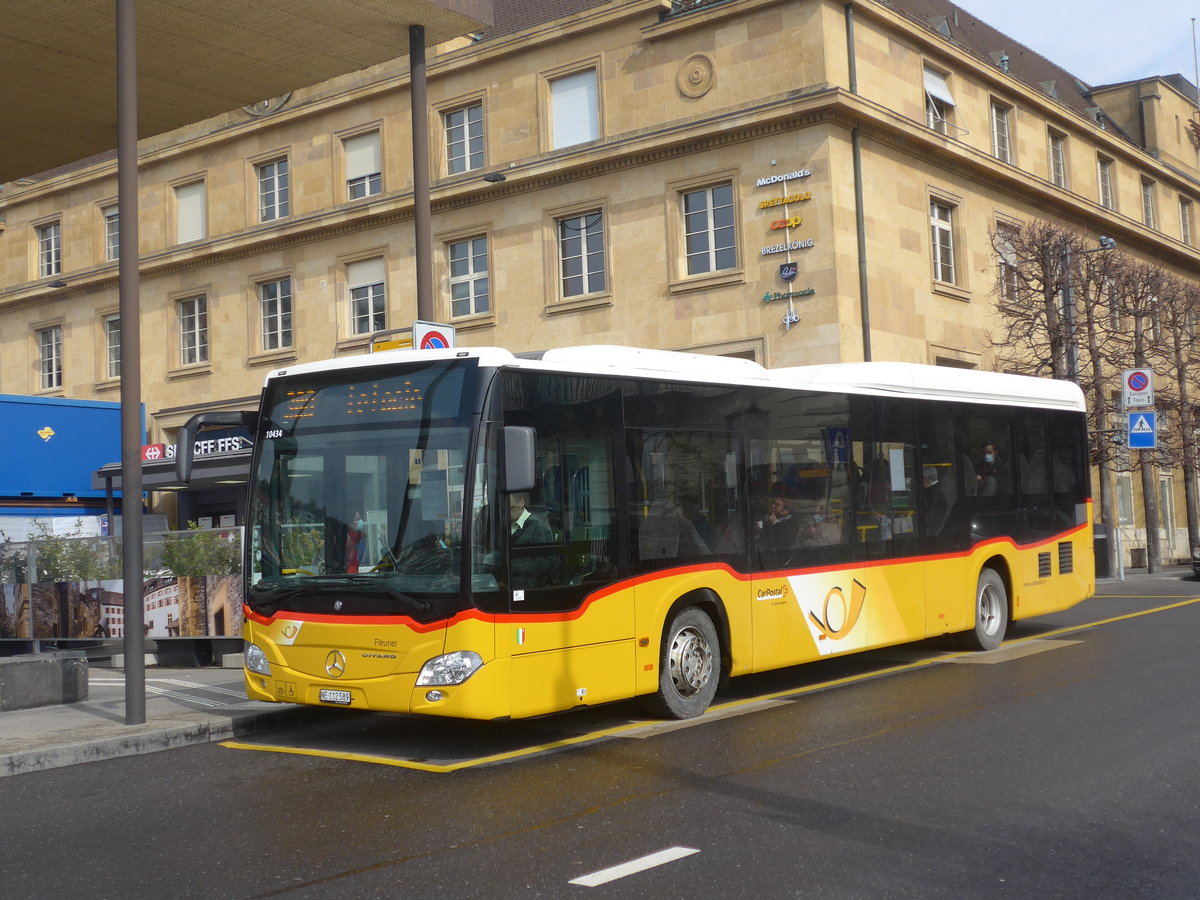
2,0,492,723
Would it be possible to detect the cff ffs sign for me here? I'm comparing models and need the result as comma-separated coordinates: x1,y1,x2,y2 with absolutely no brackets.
142,436,250,461
1121,369,1154,409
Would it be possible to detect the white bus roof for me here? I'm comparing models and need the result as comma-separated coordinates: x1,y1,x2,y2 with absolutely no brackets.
266,345,1086,413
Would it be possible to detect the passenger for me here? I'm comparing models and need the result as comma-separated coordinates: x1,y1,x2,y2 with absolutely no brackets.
797,501,840,548
756,496,799,565
923,466,949,534
345,510,365,573
679,494,715,549
976,442,1003,496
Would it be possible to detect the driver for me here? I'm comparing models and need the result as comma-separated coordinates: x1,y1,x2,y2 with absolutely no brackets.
510,492,553,544
508,492,556,587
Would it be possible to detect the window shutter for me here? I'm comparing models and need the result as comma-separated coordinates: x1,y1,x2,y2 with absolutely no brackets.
551,70,598,148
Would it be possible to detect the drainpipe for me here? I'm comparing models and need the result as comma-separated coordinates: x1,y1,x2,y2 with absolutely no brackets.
846,4,872,361
411,25,433,322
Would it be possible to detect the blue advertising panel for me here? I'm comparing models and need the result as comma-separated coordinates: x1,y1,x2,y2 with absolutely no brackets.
0,395,136,498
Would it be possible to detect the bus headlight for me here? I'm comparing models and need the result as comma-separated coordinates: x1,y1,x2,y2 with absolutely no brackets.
245,642,271,676
416,650,483,686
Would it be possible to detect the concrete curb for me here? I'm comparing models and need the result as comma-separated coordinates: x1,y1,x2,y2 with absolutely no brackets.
0,704,309,778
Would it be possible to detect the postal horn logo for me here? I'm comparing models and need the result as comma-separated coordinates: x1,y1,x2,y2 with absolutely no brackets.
809,579,867,640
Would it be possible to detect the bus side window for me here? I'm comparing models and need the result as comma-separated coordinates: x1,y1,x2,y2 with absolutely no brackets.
628,428,743,570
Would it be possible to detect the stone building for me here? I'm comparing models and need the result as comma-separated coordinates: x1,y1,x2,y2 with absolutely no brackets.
1,0,1197,560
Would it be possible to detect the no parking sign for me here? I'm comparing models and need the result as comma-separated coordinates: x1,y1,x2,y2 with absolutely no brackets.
1122,368,1153,408
413,320,456,350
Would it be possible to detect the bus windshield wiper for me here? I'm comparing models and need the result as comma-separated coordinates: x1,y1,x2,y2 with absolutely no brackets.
335,576,431,612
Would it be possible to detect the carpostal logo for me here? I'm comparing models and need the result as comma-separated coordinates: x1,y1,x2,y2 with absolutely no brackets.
756,585,789,602
798,579,867,649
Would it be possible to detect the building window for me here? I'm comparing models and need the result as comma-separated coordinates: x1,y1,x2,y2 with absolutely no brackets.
347,258,386,335
1141,179,1157,229
258,158,290,221
175,181,206,243
1117,472,1133,524
930,200,956,284
444,103,484,175
1048,131,1067,187
344,132,382,200
448,237,489,318
37,325,62,390
103,206,120,261
1182,199,1194,246
105,314,121,379
923,67,956,134
259,277,293,350
558,210,606,297
37,222,62,277
990,101,1012,163
549,68,599,149
995,223,1019,302
1097,156,1114,209
178,295,208,365
682,182,736,276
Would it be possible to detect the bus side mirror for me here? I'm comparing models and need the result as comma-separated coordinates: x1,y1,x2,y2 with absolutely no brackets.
175,410,260,484
502,426,536,494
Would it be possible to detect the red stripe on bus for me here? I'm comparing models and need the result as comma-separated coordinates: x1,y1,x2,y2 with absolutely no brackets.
244,519,1090,629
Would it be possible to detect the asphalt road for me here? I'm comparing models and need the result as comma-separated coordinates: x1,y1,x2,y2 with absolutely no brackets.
3,578,1199,899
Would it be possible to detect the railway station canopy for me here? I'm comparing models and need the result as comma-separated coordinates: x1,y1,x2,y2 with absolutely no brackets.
2,0,492,184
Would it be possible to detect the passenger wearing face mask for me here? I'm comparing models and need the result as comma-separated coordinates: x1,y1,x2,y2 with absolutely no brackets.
345,511,366,573
797,502,840,548
976,443,1002,497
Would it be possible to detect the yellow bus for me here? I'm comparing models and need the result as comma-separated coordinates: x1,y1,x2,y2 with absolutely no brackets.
184,345,1093,720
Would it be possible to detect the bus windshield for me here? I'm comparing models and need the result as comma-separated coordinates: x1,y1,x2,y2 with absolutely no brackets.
246,359,483,614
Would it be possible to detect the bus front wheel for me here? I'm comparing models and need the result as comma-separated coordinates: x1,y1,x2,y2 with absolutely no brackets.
648,607,720,719
958,568,1008,651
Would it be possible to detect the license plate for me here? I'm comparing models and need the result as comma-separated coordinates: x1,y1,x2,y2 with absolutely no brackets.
319,689,352,705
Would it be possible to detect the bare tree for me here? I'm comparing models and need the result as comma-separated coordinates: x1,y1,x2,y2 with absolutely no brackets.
990,221,1122,574
1142,271,1200,560
1075,245,1125,575
1110,254,1172,571
990,221,1080,380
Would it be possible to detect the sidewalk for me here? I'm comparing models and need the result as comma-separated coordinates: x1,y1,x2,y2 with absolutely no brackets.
0,663,303,778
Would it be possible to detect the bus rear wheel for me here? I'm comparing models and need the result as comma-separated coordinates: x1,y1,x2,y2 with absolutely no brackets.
648,607,720,719
957,568,1008,651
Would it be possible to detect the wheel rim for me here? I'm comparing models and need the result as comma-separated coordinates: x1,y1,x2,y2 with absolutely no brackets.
668,625,713,697
978,582,1002,638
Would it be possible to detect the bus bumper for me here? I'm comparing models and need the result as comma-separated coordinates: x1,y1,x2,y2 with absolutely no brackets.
243,655,511,720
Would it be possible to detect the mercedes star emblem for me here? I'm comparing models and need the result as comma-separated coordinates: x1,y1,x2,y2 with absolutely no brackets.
324,650,347,678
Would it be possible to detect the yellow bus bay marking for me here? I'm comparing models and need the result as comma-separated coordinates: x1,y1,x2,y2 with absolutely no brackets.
221,596,1200,771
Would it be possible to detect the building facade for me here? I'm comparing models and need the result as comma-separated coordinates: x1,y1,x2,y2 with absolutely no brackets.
1,0,1198,559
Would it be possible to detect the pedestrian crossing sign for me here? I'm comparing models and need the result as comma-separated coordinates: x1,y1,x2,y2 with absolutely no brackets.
1127,412,1157,449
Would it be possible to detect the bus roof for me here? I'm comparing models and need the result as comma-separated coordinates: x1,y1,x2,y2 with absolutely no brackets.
265,345,1086,413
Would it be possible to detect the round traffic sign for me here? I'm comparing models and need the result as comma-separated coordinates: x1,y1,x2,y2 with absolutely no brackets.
1127,371,1149,392
420,331,450,350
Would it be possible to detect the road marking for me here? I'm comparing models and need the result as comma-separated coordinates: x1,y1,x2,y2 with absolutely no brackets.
951,638,1081,664
91,677,239,707
569,847,699,887
222,596,1200,771
155,678,247,698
